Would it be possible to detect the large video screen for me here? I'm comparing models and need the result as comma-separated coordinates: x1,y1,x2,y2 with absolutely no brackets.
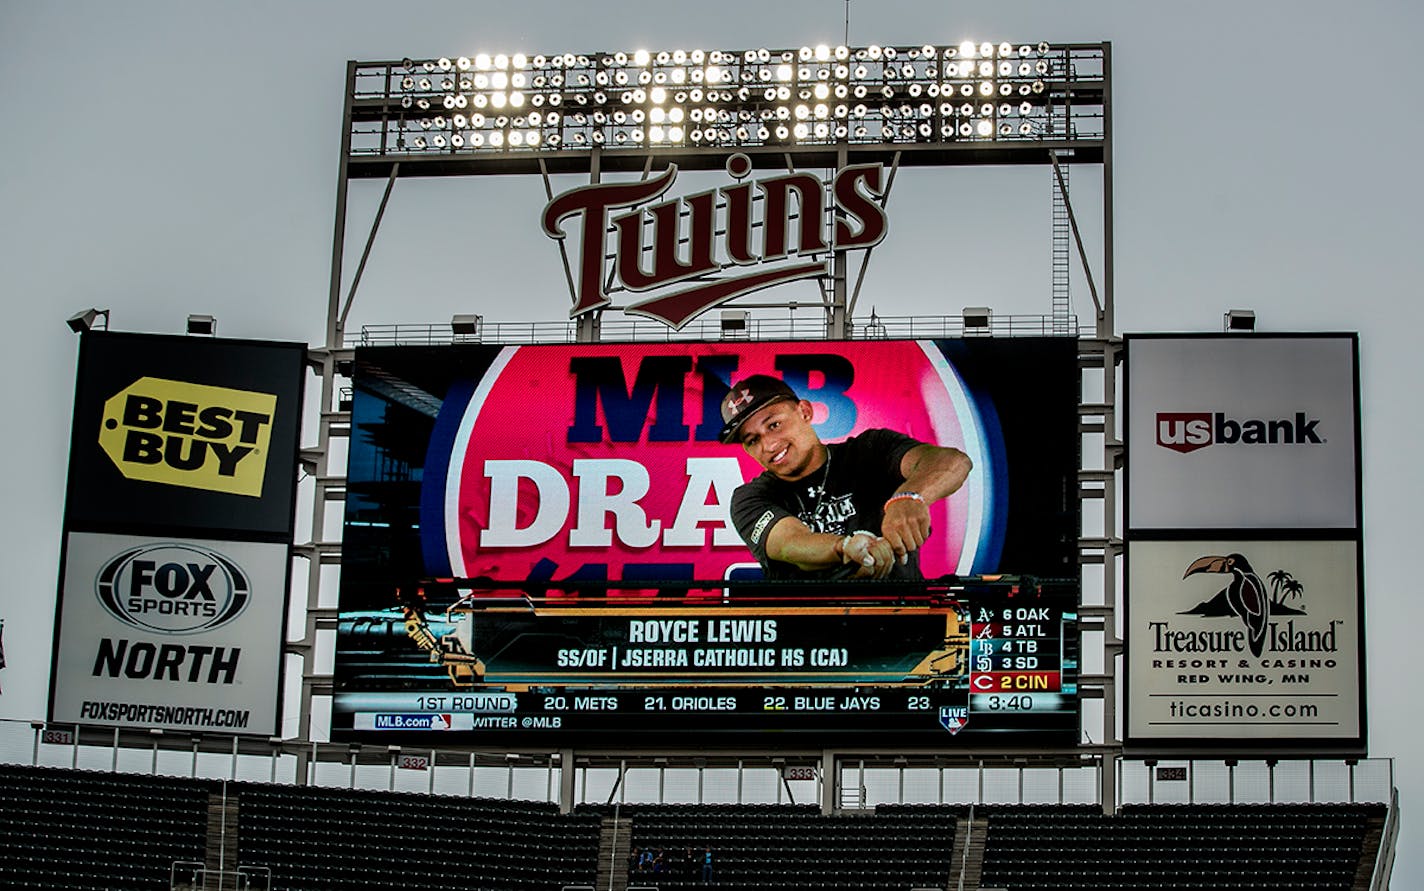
334,339,1080,744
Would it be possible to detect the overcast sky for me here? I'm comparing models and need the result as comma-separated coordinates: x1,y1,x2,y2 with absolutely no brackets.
2,1,1420,885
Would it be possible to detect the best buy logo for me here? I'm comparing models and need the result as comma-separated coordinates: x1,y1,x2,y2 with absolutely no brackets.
98,377,276,497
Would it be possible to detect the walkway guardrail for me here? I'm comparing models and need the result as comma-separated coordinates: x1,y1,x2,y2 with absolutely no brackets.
0,717,1392,809
356,313,1079,347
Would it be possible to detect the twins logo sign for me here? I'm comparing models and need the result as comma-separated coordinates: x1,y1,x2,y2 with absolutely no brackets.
542,154,888,329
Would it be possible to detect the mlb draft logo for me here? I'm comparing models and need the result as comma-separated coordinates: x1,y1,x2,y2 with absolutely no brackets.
939,705,969,735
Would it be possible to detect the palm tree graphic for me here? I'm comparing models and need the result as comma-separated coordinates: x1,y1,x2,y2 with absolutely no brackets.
1264,569,1305,609
1280,576,1305,606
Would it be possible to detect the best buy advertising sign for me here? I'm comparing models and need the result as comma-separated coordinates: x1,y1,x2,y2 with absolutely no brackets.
98,377,277,497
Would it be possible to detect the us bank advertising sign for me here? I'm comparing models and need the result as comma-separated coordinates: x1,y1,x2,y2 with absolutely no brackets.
49,532,288,735
1125,335,1359,531
1125,539,1364,750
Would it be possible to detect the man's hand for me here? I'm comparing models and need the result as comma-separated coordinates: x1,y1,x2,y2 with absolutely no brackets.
841,531,896,579
880,445,973,564
880,495,931,564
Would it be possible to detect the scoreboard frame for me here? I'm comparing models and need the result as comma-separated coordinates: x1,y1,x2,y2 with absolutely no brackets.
331,337,1083,746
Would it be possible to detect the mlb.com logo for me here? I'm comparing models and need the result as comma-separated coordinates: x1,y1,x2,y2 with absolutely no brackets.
1155,411,1322,454
373,714,453,730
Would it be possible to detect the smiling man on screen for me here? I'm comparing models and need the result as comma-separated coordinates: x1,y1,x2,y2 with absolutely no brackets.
720,374,972,581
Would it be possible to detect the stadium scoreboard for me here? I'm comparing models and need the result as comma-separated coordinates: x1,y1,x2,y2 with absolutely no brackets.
333,339,1082,745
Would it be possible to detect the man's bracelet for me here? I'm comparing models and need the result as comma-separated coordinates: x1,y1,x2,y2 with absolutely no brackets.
884,491,924,511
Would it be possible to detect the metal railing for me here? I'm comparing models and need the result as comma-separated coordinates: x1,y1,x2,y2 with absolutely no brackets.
2,719,1393,810
170,862,271,891
357,313,1078,347
1370,787,1400,891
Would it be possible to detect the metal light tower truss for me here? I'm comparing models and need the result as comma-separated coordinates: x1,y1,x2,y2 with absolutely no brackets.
295,40,1119,805
324,41,1109,344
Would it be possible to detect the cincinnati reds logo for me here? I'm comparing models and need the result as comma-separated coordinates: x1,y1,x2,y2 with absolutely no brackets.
542,153,889,329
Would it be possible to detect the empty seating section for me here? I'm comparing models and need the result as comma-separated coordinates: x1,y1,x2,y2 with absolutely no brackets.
0,764,1388,891
979,803,1383,891
0,763,210,891
236,782,601,891
621,802,960,890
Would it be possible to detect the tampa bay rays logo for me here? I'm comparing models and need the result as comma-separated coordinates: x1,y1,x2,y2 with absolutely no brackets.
1181,553,1306,657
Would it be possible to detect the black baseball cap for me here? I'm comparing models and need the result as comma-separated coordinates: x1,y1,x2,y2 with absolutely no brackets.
718,374,799,443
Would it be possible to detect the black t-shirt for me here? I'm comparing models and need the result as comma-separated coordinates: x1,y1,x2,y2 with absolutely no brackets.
730,428,922,580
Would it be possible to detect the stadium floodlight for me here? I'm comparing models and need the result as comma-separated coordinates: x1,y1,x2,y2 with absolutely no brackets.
1224,309,1257,332
66,307,110,333
186,314,217,336
349,41,1104,168
451,313,483,336
962,306,993,330
720,309,748,339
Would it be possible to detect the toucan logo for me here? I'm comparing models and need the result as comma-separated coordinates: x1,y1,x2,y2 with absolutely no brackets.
1155,411,1322,454
1169,553,1340,658
95,543,251,635
97,377,276,497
